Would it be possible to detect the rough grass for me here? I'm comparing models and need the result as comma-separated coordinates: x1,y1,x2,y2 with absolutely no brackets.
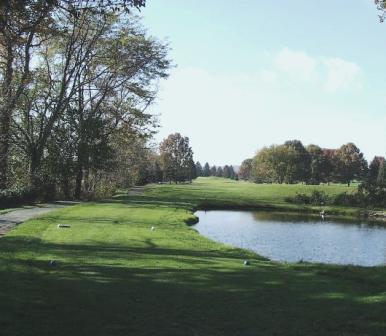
1,178,386,335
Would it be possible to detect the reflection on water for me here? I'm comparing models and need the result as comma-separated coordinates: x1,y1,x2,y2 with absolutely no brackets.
193,210,386,266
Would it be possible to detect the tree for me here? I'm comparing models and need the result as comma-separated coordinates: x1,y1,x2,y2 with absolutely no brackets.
239,159,253,180
377,159,386,186
190,160,197,180
252,146,277,183
203,162,210,177
283,140,310,183
306,144,329,184
222,165,230,178
334,143,368,186
159,133,194,183
195,161,203,177
11,9,169,195
321,148,337,184
216,166,223,177
376,0,386,22
368,156,385,184
229,165,236,179
0,0,148,189
210,165,217,176
0,1,54,188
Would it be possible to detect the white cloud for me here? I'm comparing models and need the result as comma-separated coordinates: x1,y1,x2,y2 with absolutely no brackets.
263,48,363,92
323,57,362,92
274,48,318,82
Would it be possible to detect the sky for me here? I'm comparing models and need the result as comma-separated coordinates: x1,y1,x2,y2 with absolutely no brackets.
141,0,386,166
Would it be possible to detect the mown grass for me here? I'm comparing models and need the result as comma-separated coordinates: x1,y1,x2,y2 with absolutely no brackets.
124,177,359,216
1,178,386,335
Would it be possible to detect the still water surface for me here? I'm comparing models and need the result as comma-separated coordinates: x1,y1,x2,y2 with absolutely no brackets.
193,210,386,266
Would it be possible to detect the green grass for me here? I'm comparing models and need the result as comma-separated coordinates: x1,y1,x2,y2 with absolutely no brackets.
1,178,386,335
125,177,359,216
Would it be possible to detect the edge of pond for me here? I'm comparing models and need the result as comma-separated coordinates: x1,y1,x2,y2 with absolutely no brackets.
185,204,386,268
187,201,386,226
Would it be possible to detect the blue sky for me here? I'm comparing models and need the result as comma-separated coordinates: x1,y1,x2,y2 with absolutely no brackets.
142,0,386,166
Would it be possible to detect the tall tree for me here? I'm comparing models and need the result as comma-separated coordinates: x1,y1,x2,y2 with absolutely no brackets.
195,161,203,177
306,144,329,184
229,165,236,179
203,162,210,177
222,165,230,178
0,1,54,188
239,158,253,180
0,0,147,189
159,133,194,183
334,143,368,186
368,156,385,184
283,140,310,183
216,166,223,177
210,165,217,176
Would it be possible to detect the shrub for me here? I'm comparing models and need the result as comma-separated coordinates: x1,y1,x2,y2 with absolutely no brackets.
285,191,330,206
0,187,37,208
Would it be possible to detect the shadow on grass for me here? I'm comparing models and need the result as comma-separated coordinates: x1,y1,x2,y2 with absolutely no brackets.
1,235,386,335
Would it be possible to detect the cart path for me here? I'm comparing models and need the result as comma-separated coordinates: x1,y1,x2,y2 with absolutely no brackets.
0,204,70,236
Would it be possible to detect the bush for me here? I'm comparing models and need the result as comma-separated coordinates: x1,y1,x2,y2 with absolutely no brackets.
285,190,330,206
0,187,37,208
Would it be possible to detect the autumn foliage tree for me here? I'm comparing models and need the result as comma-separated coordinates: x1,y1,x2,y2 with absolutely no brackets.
159,133,194,183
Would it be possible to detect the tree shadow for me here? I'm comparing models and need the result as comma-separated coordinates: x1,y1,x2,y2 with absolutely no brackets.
1,235,386,335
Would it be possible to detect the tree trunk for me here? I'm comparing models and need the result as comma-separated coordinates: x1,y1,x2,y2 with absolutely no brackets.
0,41,14,190
62,177,70,200
74,165,83,200
28,149,42,189
0,108,11,189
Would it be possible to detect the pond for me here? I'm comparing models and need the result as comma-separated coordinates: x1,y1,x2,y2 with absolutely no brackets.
193,210,386,266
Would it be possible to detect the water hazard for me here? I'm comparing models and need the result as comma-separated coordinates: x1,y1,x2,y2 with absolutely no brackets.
193,210,386,266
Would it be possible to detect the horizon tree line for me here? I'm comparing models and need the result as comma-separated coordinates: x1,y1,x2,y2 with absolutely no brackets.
195,162,238,180
238,140,377,187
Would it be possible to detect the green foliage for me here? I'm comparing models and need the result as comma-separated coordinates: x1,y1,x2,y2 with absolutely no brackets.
195,161,203,177
0,187,37,208
286,191,330,206
159,133,195,183
210,165,217,176
249,140,368,186
1,7,171,200
334,143,368,186
216,166,224,177
203,162,210,177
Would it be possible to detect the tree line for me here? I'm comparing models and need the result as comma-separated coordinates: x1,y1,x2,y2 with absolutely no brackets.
238,140,386,207
0,0,177,202
195,162,238,180
239,140,376,187
134,137,239,185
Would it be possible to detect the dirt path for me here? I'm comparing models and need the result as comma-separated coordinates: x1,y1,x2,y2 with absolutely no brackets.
0,204,69,236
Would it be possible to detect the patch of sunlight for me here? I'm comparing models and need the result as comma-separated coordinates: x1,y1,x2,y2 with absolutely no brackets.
355,293,386,303
312,292,348,300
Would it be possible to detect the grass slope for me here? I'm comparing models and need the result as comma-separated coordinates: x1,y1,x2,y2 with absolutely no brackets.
1,178,385,336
